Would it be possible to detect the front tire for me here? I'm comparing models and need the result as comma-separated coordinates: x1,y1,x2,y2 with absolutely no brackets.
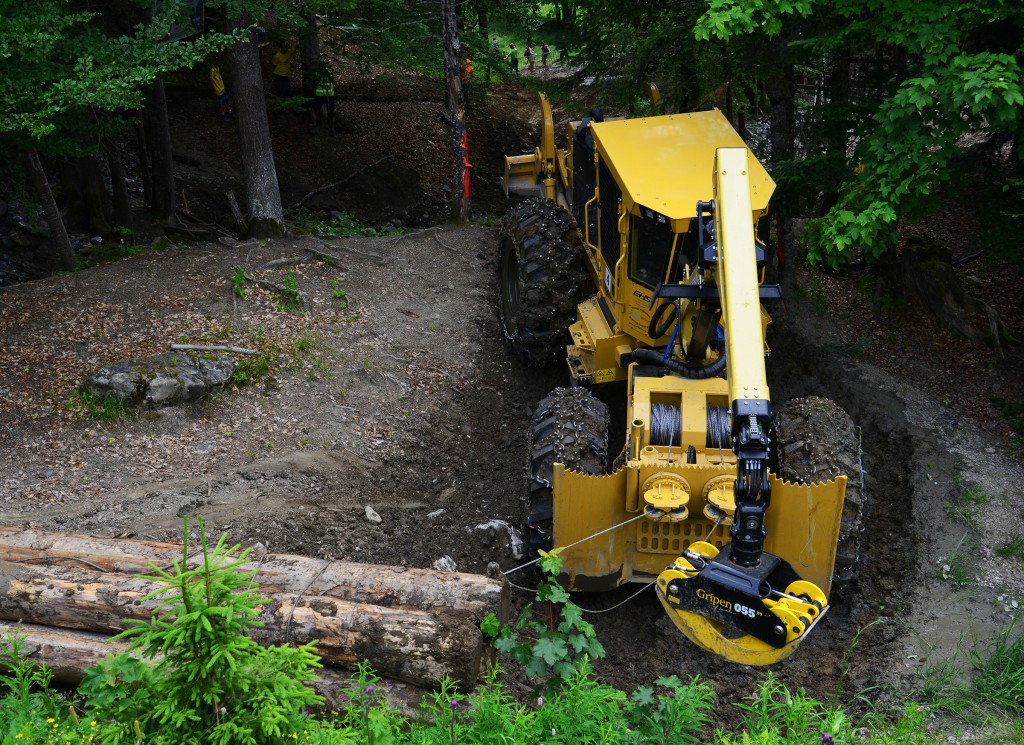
498,199,584,366
525,387,609,553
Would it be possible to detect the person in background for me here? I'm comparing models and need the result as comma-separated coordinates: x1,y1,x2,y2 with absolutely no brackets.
209,63,233,121
308,62,336,133
491,36,500,54
541,41,551,68
271,42,297,98
525,44,536,72
506,43,519,76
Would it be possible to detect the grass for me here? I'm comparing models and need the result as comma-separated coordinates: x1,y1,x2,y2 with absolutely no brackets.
66,389,129,422
287,207,402,239
995,536,1024,561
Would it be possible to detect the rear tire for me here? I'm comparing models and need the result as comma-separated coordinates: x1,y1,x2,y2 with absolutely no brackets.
525,387,609,553
498,198,584,366
775,396,864,589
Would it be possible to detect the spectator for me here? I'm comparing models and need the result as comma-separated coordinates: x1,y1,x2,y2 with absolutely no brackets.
209,64,233,121
308,63,336,133
525,44,536,72
506,43,519,76
491,36,500,54
541,41,551,68
271,42,297,98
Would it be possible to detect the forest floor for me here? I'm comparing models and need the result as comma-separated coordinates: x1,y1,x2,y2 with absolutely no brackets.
2,50,1024,723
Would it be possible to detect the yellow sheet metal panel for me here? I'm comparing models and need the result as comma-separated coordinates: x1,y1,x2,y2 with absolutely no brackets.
590,111,775,221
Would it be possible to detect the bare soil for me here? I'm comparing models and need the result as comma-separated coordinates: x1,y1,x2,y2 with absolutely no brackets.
2,59,1024,720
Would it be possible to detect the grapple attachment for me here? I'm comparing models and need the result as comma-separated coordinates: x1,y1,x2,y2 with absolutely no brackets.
655,541,828,666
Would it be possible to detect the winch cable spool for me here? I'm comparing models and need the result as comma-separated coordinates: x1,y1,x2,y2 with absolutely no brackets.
706,406,730,449
650,403,682,446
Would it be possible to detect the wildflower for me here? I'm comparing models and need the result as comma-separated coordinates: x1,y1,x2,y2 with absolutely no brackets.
859,727,868,736
537,696,543,707
752,692,758,701
365,684,376,694
450,699,461,710
821,735,834,744
916,705,926,712
552,728,557,736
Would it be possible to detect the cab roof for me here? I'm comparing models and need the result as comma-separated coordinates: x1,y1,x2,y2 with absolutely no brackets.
590,110,775,222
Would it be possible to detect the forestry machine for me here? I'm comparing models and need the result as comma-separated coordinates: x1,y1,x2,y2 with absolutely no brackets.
498,95,850,665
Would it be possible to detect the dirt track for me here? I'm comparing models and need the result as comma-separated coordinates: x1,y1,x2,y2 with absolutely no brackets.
2,221,1023,713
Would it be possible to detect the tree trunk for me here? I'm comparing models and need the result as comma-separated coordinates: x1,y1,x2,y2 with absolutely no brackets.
226,20,286,237
77,154,112,235
441,0,470,222
146,77,177,225
0,621,424,711
298,10,321,96
0,528,506,623
766,58,797,287
104,138,134,233
25,149,75,271
134,117,152,209
0,530,509,688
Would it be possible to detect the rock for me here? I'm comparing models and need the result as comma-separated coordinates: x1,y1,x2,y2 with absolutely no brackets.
364,505,382,524
427,509,445,519
472,519,524,559
433,555,457,572
79,352,236,409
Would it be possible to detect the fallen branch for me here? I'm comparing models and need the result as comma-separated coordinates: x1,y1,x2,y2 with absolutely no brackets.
262,255,313,269
170,343,259,355
316,240,385,263
385,226,441,243
292,157,390,209
237,268,308,308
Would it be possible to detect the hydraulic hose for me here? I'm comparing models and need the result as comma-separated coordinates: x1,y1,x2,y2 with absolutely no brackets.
632,347,728,380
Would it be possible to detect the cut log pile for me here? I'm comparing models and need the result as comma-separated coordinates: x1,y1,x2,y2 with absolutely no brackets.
0,528,508,696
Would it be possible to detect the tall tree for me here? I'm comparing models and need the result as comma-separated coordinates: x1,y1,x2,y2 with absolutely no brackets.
441,0,471,221
224,18,286,236
0,0,227,262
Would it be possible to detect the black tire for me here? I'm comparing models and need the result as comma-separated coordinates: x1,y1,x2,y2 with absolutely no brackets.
525,387,609,553
775,396,864,589
498,198,585,366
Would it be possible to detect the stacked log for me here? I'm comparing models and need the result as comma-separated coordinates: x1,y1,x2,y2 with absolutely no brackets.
0,529,508,692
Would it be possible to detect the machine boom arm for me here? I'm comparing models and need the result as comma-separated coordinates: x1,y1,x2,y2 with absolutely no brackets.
714,148,773,567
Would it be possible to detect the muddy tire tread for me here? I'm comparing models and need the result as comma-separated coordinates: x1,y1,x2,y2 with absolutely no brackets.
775,395,864,588
498,199,585,366
525,387,608,553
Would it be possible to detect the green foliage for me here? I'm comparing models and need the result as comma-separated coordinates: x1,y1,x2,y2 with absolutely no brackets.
483,549,605,690
276,268,304,312
695,0,1023,267
327,280,349,309
0,634,96,742
80,518,323,744
971,625,1024,712
232,267,248,299
993,397,1024,443
626,675,715,744
287,207,400,239
66,388,128,421
718,673,938,744
0,1,234,153
996,536,1024,561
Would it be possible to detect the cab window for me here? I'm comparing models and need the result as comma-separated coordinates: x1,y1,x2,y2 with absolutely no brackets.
629,212,674,288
